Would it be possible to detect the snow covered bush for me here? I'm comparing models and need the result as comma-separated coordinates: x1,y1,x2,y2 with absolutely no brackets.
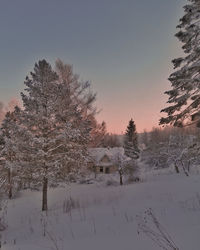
140,126,200,175
63,196,80,214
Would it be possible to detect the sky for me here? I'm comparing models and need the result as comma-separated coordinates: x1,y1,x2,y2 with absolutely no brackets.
0,0,187,133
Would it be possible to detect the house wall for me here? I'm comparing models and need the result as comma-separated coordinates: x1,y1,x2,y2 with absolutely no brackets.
96,165,118,174
100,155,110,163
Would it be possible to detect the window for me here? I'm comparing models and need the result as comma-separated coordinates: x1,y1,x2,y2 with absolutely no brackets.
105,167,110,174
100,167,104,173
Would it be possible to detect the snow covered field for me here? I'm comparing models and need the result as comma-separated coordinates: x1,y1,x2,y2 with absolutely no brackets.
2,172,200,250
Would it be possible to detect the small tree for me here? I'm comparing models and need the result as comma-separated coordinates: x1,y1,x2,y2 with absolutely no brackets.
124,119,140,159
113,152,138,185
113,152,128,185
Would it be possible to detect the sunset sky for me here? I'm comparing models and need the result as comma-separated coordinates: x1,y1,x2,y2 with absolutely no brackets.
0,0,186,133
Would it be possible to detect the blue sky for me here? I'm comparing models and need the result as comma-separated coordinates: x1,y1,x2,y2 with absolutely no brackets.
0,0,186,132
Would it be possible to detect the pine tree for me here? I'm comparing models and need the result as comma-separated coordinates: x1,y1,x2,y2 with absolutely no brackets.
0,107,23,198
124,118,139,159
160,0,200,127
20,60,91,211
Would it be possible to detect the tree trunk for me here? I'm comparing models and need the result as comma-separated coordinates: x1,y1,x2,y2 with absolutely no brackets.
187,160,190,172
8,169,12,199
42,177,48,211
120,173,123,185
183,166,189,177
181,161,189,177
174,163,179,174
94,166,97,179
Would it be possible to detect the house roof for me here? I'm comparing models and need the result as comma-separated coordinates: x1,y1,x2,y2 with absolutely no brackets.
88,147,125,164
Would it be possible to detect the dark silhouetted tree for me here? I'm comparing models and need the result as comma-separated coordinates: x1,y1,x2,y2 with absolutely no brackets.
124,118,140,159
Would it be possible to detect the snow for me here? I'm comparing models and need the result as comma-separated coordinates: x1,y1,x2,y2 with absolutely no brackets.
2,171,200,250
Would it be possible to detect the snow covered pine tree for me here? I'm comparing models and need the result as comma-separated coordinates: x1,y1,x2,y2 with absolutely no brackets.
160,0,200,127
124,119,140,159
20,60,91,211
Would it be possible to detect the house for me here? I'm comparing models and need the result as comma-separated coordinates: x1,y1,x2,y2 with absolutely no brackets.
88,147,125,174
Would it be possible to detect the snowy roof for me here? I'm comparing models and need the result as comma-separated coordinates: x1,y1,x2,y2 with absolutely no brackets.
88,147,125,163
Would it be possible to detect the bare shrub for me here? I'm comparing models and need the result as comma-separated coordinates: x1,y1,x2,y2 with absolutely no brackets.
137,208,179,250
63,197,80,214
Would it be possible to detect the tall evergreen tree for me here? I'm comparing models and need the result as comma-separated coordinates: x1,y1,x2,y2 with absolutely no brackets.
20,60,91,211
160,0,200,127
124,118,139,159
